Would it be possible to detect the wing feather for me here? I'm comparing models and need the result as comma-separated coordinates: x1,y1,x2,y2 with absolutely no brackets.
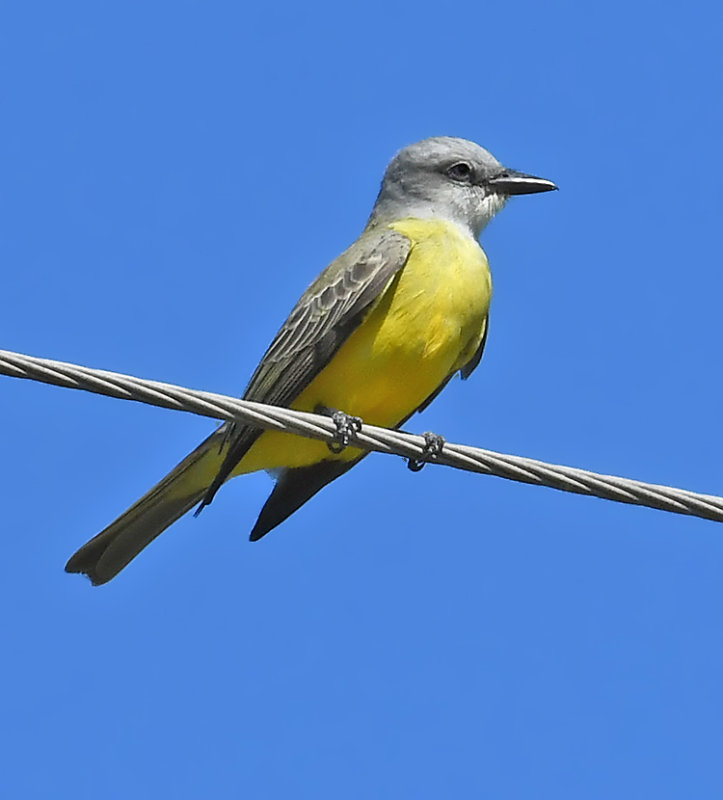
198,227,412,509
460,314,489,380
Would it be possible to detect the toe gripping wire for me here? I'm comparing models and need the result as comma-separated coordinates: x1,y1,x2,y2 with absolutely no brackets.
407,432,445,472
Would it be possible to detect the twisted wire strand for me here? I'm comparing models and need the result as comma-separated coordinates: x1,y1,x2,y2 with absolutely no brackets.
1,347,722,524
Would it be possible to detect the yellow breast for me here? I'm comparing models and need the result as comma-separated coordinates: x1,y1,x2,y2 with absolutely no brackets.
237,218,492,473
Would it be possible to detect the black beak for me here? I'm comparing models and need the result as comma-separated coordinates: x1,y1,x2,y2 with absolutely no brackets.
487,169,558,195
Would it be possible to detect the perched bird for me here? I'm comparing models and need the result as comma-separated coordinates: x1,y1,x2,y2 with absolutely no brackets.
66,136,556,584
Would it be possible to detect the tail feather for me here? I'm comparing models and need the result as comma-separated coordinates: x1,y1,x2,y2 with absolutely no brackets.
65,428,225,585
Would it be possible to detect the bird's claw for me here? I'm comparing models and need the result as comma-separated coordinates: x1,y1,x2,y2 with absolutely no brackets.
408,431,445,472
327,410,363,453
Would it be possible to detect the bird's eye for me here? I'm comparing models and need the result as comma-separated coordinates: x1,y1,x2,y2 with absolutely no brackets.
447,162,473,182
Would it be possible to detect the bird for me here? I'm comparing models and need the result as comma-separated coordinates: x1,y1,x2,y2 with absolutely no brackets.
65,136,557,584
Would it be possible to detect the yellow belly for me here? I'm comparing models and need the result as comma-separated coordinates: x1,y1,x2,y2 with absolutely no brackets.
235,218,492,474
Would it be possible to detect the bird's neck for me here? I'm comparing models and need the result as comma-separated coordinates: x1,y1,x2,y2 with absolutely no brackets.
367,193,506,240
367,203,478,240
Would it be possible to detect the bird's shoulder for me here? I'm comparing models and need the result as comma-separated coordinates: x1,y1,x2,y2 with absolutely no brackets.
297,225,412,300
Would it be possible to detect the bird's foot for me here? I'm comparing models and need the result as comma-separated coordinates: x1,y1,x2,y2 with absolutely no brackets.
317,406,363,453
408,431,445,472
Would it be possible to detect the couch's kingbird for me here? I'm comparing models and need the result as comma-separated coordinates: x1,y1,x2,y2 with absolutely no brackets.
66,137,556,584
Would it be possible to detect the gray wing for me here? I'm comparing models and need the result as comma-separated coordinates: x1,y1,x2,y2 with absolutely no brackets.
198,227,412,509
243,228,411,404
460,313,489,380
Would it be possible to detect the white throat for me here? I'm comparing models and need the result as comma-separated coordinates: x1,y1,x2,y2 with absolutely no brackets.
368,191,507,240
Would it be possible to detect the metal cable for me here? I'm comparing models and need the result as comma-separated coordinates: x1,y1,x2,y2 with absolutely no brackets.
1,347,722,524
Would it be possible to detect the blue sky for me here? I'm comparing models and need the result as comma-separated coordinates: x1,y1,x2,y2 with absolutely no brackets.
2,1,723,797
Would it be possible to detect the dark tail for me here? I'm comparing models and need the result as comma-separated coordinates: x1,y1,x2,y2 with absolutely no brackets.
65,428,225,585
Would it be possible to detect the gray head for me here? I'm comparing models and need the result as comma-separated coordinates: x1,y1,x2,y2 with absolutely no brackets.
368,137,556,238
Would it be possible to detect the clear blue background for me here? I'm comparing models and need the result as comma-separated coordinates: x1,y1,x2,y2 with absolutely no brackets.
2,1,722,797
